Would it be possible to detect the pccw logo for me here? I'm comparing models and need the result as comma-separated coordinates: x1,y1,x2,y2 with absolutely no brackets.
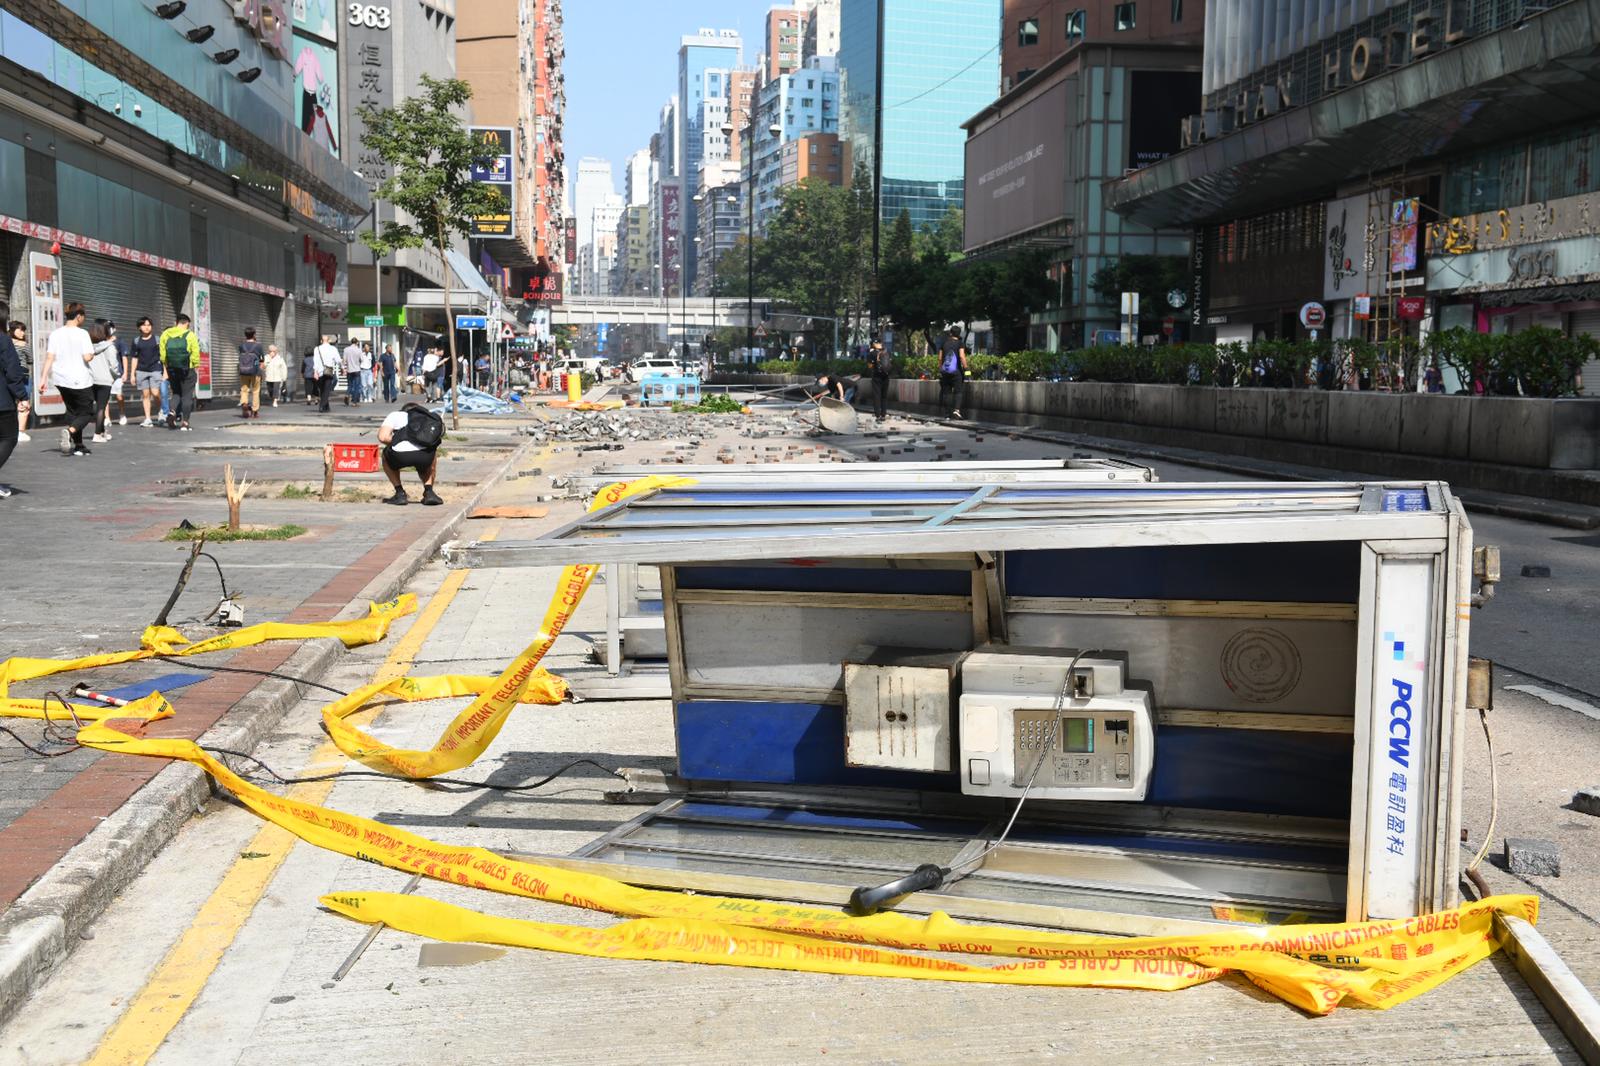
1385,631,1426,768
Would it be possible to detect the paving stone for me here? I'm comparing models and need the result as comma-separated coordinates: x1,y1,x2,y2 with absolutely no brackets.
1504,837,1561,877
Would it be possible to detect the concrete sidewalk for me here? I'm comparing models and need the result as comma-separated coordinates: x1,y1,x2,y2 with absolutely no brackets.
0,399,536,1026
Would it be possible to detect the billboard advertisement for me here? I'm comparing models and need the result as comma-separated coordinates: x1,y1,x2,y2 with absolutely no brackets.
963,78,1071,251
292,32,341,154
1127,71,1201,171
1390,198,1420,273
29,252,63,416
190,280,213,400
291,0,338,42
469,126,515,237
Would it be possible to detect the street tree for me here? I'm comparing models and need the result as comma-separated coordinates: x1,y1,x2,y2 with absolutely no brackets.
356,75,506,428
1088,255,1188,332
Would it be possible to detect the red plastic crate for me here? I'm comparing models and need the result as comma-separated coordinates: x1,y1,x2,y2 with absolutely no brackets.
331,443,380,473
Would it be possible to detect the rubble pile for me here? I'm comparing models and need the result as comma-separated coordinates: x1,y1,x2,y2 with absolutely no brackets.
522,408,794,444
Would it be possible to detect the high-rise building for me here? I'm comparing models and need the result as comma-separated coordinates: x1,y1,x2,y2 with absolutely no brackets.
654,98,681,298
802,0,840,63
0,0,365,401
624,149,652,208
678,29,743,291
764,6,807,81
693,163,743,297
572,159,616,260
750,57,841,230
840,0,998,261
457,0,567,306
588,193,624,296
342,1,464,344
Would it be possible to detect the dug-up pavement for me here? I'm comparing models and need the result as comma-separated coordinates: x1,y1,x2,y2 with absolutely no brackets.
1,407,1598,1064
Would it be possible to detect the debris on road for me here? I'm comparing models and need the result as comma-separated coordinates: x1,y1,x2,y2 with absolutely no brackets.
1504,837,1562,877
1573,787,1600,817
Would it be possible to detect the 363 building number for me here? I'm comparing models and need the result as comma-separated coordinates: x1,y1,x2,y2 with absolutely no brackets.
348,4,391,28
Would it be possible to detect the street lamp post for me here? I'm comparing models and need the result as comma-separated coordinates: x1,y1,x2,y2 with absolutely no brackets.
735,120,785,361
690,235,701,358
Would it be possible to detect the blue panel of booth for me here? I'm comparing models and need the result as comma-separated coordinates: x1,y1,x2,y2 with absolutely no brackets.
1005,542,1361,602
675,565,971,596
675,702,1352,819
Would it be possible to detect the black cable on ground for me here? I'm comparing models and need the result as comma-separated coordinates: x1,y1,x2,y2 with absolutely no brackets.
151,655,350,697
0,722,80,758
201,744,625,793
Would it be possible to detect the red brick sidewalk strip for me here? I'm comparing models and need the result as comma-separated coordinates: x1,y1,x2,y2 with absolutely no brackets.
0,516,433,911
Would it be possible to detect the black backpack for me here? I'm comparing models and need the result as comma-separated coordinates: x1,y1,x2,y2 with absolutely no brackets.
401,403,444,449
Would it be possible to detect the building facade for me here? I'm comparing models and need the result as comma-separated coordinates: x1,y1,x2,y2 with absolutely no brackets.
803,0,841,63
457,0,566,307
1,0,367,408
1001,0,1201,93
764,6,807,80
677,29,743,292
693,164,743,297
840,0,999,263
750,56,840,230
964,43,1202,349
1107,0,1600,393
779,133,850,190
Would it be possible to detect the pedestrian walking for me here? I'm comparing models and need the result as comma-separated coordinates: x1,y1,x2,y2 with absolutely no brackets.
378,402,444,506
868,338,892,421
342,337,363,404
937,327,968,419
10,320,32,442
0,310,29,497
109,321,132,426
314,335,341,412
159,313,201,431
379,343,397,402
264,345,288,406
40,302,97,455
360,342,375,404
129,317,163,427
421,346,441,400
237,327,265,418
301,348,317,406
87,320,120,442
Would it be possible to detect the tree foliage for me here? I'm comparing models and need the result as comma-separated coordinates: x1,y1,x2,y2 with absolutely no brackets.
357,76,506,423
1088,255,1188,328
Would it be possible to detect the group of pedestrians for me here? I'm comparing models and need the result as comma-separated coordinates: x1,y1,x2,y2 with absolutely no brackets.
304,336,398,412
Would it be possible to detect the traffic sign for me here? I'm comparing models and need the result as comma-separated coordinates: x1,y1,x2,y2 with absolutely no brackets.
455,315,488,330
1298,302,1326,329
500,323,515,340
1162,316,1176,336
363,315,383,327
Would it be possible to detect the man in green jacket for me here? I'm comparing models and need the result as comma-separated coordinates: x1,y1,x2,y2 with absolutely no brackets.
159,314,201,431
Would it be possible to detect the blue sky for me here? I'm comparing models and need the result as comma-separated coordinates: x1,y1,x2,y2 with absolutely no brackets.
563,0,773,197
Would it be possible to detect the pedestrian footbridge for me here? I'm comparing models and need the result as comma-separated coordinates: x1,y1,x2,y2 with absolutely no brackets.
549,296,775,328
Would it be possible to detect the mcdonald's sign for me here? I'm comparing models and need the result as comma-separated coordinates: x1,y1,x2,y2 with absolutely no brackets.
469,126,515,237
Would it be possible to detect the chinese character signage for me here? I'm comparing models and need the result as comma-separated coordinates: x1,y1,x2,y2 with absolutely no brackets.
342,8,393,198
469,126,515,238
1323,191,1390,301
522,272,563,303
661,184,682,293
564,217,577,265
1390,197,1420,273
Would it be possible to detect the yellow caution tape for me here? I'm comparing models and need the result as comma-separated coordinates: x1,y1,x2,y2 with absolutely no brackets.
314,476,694,778
0,597,415,724
73,721,1539,1014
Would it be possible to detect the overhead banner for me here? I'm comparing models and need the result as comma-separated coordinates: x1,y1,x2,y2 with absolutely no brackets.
469,126,515,238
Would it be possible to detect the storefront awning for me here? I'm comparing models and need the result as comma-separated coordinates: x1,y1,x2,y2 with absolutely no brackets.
446,249,497,303
1107,4,1600,228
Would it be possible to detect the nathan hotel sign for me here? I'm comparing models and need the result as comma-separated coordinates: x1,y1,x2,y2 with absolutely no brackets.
1425,192,1600,300
1182,0,1477,148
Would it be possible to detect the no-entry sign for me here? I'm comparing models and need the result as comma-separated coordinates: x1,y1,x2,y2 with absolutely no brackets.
1299,301,1327,329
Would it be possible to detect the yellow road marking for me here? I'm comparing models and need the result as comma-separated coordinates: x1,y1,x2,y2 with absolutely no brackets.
87,529,498,1066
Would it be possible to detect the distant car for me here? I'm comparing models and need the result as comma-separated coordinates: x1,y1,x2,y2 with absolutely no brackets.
553,357,606,378
626,355,696,384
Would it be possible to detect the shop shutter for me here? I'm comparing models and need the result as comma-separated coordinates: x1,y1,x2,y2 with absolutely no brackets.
207,284,272,397
58,248,178,342
1570,309,1600,397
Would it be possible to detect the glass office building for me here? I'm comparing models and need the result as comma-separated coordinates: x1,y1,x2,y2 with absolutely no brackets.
677,30,742,292
841,0,999,253
0,3,364,400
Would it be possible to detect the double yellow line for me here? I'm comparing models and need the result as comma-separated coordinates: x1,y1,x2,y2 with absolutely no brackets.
87,531,495,1066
